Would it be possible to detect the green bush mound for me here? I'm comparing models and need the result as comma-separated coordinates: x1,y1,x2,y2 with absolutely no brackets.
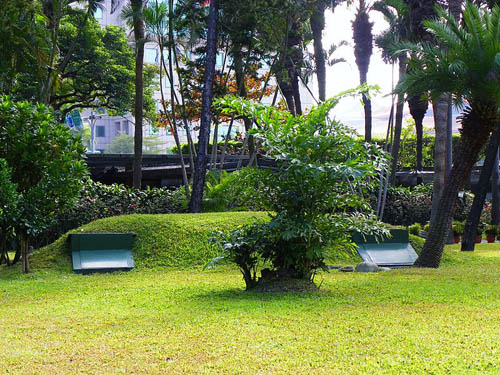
28,211,429,272
30,212,269,271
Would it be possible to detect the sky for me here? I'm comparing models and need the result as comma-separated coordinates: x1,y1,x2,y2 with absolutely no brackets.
320,4,445,137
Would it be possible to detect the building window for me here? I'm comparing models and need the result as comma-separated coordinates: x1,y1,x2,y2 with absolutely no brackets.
94,7,103,19
122,121,129,135
115,121,121,136
145,48,158,64
96,126,106,137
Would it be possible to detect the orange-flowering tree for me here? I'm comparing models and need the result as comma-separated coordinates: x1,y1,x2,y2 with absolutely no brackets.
157,57,275,132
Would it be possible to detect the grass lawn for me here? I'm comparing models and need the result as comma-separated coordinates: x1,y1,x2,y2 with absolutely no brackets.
2,242,500,374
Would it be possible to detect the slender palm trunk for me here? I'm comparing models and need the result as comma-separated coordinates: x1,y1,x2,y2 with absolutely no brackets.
430,95,448,223
408,94,428,183
188,0,219,212
461,127,500,251
417,106,495,267
492,147,500,224
131,0,145,189
310,3,326,102
389,56,406,185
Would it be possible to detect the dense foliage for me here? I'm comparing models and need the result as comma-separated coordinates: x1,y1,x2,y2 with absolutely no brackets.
210,90,389,288
0,159,20,264
0,98,87,239
33,179,185,248
370,183,473,226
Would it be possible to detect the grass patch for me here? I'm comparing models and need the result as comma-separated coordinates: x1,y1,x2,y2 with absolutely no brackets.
15,212,423,273
25,212,269,272
1,244,500,374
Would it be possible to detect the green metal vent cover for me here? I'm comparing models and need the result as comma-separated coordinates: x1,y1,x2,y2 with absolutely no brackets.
70,233,135,274
352,229,417,267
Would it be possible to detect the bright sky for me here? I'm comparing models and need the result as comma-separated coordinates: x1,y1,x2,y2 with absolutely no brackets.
321,4,437,137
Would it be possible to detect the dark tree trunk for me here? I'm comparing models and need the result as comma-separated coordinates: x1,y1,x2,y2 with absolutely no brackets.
131,0,145,189
362,90,372,143
310,2,326,102
430,95,449,223
234,47,255,157
21,237,29,273
461,127,500,251
188,0,219,213
352,0,373,141
276,71,296,115
408,94,428,184
389,56,406,185
287,19,303,116
417,105,496,267
492,147,500,224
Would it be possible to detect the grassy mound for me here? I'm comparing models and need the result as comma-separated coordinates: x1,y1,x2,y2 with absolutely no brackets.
28,211,428,273
31,212,269,271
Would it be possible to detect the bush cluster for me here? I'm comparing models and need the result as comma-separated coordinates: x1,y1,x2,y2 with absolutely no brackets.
170,140,243,155
33,179,185,247
369,184,472,226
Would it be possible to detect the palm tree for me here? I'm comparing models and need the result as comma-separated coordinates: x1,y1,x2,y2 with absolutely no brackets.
373,0,409,184
352,0,373,141
397,3,500,267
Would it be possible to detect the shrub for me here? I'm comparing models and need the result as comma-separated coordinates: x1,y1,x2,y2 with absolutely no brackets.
0,98,87,271
170,140,243,155
484,224,497,236
0,159,20,264
424,223,430,232
476,223,485,236
211,91,388,289
33,179,185,247
409,223,421,235
452,221,465,236
201,169,270,212
369,184,472,226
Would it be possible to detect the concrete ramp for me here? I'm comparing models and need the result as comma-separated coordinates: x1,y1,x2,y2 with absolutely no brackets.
352,229,417,267
70,233,135,273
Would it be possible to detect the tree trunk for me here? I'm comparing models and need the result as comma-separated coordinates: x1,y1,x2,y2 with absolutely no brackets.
408,94,428,184
430,94,449,223
21,237,29,274
131,0,145,189
461,128,500,251
188,0,219,213
389,56,406,185
492,147,500,225
417,105,495,267
310,2,326,102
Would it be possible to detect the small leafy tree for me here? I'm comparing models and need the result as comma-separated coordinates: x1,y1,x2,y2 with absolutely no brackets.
209,88,388,289
0,97,87,272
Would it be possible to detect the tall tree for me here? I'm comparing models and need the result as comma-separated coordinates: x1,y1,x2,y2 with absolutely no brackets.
461,128,500,251
407,0,436,185
128,0,146,189
352,0,373,141
398,3,500,267
189,0,219,212
374,0,409,184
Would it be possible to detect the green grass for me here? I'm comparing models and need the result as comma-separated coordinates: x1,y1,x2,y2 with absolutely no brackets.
2,242,500,373
26,212,269,272
2,214,500,373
